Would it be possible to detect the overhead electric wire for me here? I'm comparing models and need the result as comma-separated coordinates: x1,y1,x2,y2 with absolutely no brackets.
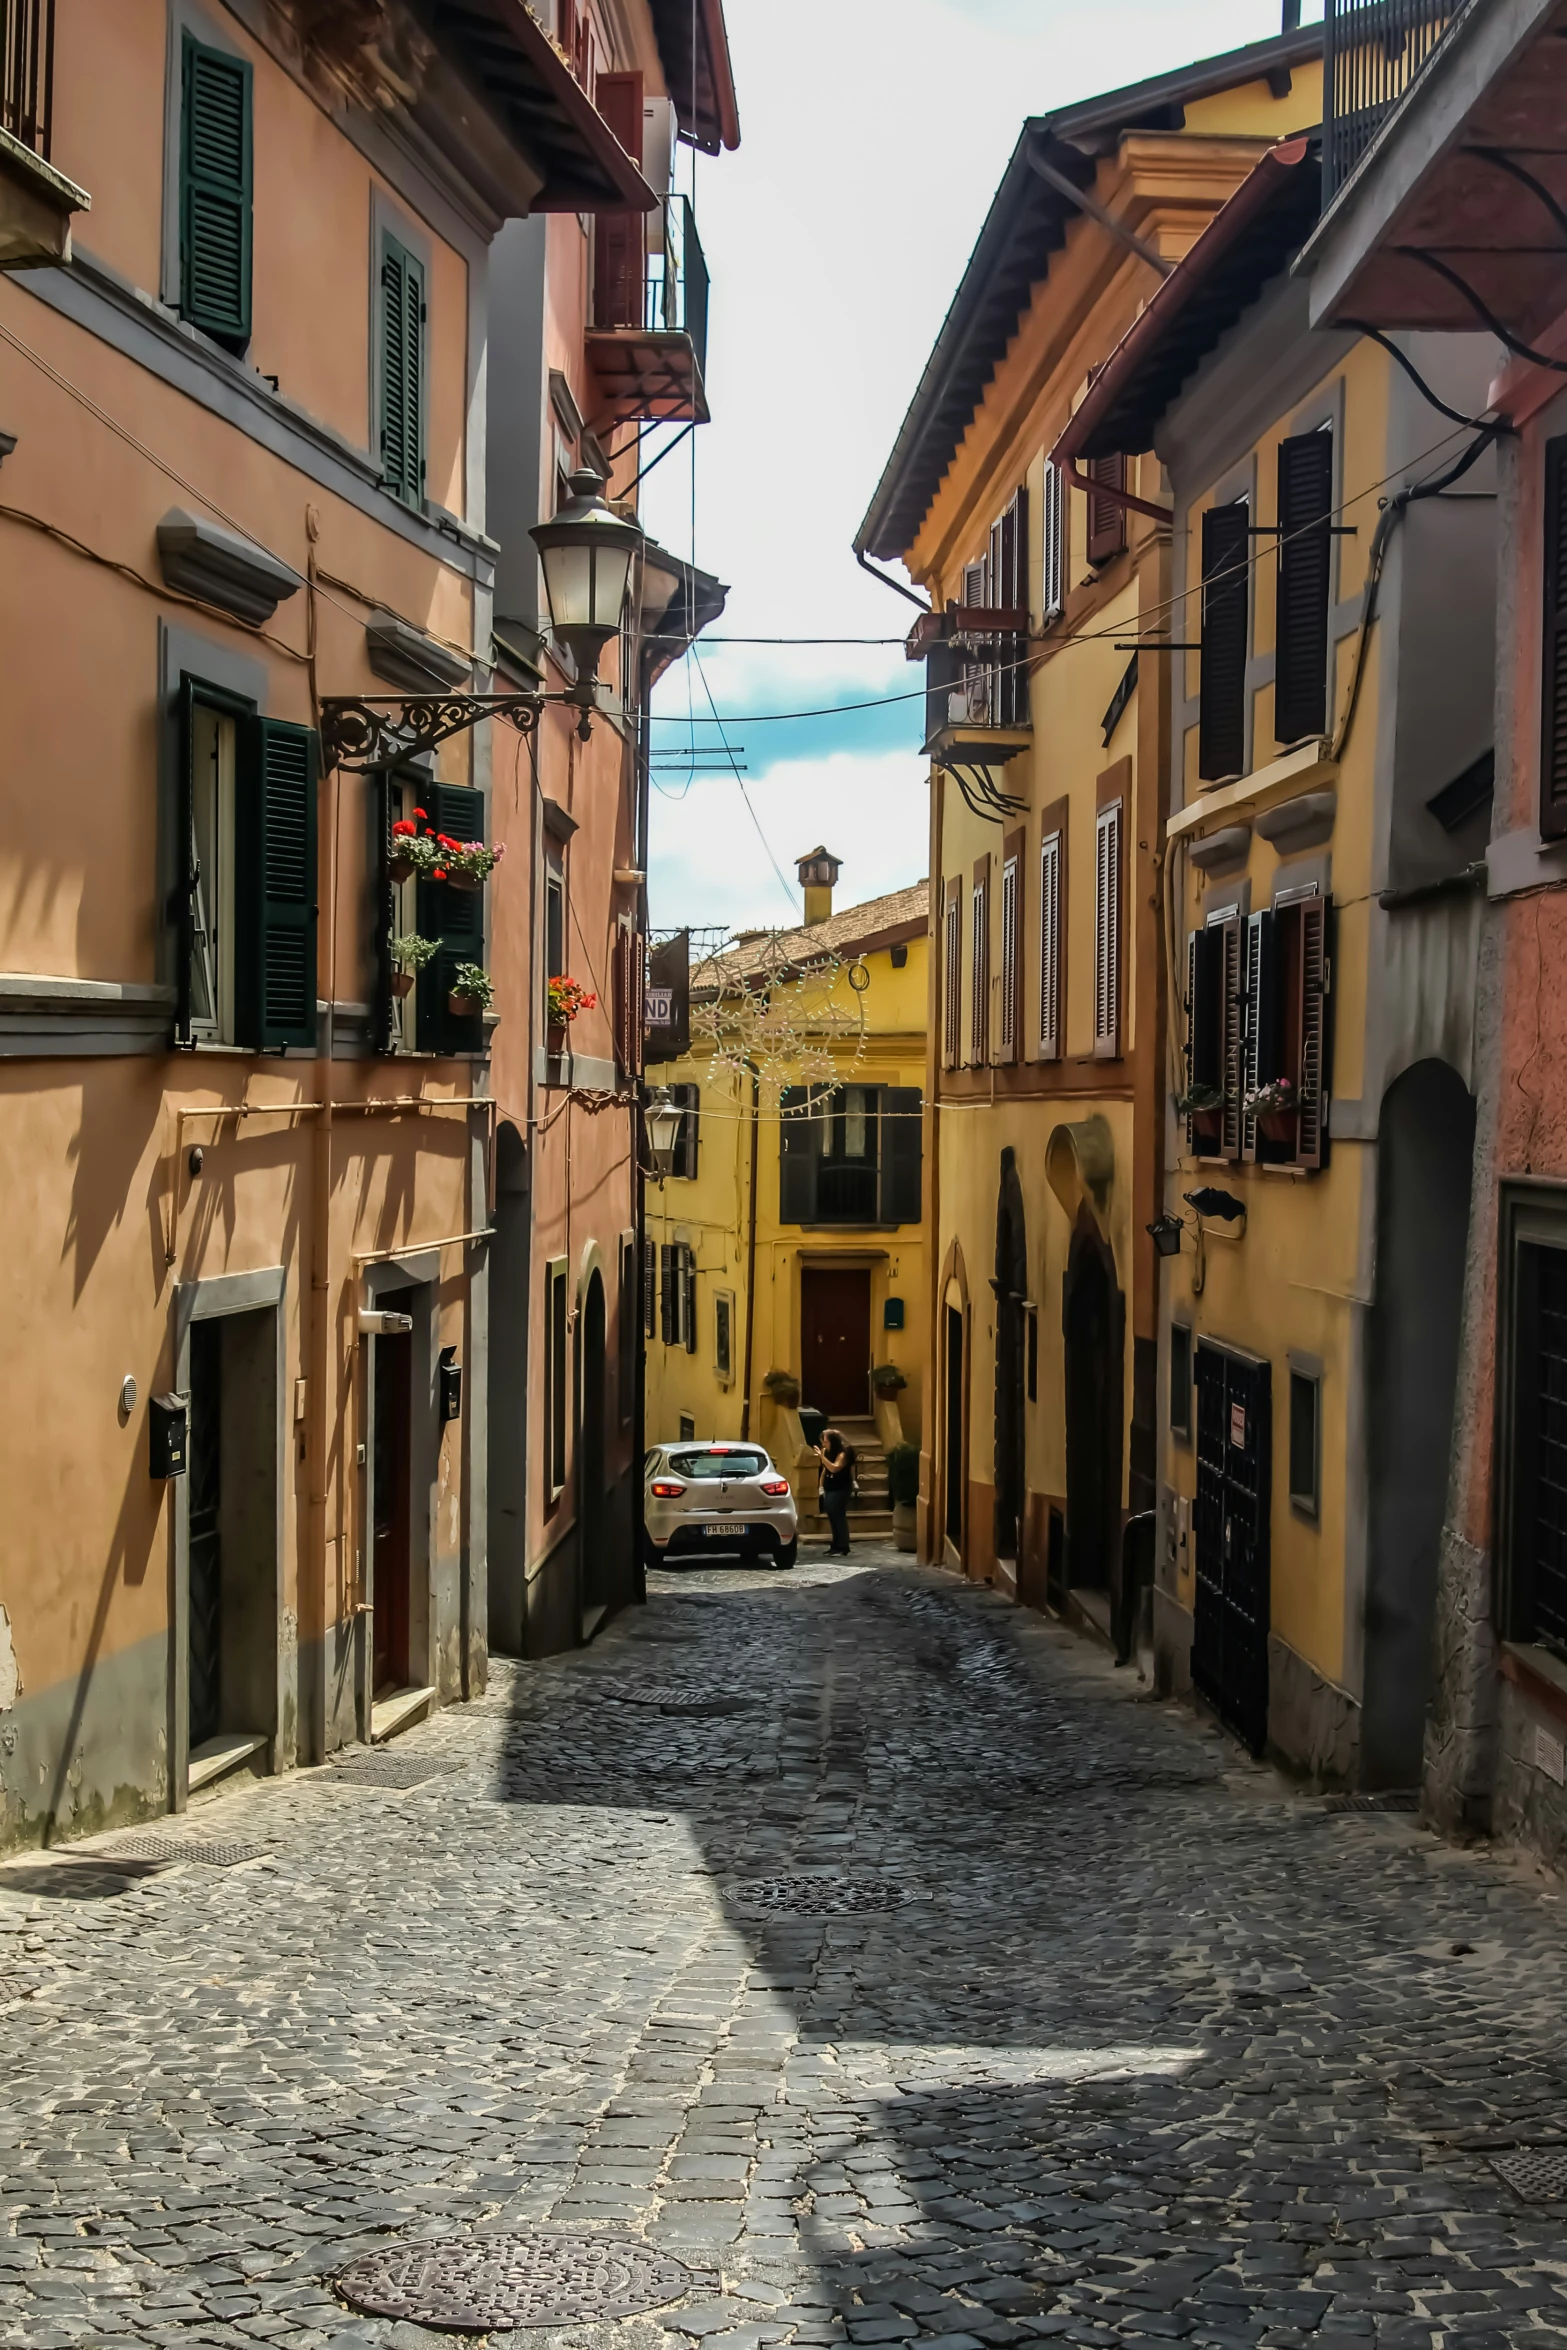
692,646,799,916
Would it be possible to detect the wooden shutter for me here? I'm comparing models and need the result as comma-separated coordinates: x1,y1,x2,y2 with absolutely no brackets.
593,70,645,329
1275,431,1333,746
1241,910,1277,1162
1041,460,1066,623
1092,801,1122,1058
1543,436,1567,839
676,1082,700,1179
680,1244,698,1353
943,881,962,1067
379,233,426,509
416,781,485,1055
1295,899,1330,1169
1087,453,1127,565
643,1237,656,1338
1200,503,1250,783
779,1086,821,1222
878,1087,923,1225
961,560,989,722
1000,848,1020,1060
970,870,989,1063
174,678,201,1044
1218,913,1245,1160
998,488,1030,725
235,717,317,1050
180,35,252,349
1184,929,1200,1149
1038,828,1062,1059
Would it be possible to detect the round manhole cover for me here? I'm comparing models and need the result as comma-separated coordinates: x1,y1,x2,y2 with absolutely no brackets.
730,1875,905,1916
337,2233,712,2332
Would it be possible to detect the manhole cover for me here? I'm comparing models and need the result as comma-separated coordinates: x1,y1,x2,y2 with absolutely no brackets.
337,2232,713,2332
729,1875,905,1916
1488,2148,1567,2203
109,1836,268,1867
603,1685,759,1717
329,1752,464,1790
1323,1789,1420,1814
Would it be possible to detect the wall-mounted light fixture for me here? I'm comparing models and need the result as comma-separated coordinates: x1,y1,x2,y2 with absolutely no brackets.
530,468,644,738
1146,1213,1185,1259
644,1085,683,1184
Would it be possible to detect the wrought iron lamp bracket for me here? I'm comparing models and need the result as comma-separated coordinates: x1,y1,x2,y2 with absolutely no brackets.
319,693,544,773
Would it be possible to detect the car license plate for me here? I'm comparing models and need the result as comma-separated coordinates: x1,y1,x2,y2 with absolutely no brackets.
703,1522,749,1537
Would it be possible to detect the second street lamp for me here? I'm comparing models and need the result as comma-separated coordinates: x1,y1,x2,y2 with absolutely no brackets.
644,1087,684,1184
530,468,643,736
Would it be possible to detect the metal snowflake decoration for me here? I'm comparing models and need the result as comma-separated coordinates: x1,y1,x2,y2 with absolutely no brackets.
690,930,870,1099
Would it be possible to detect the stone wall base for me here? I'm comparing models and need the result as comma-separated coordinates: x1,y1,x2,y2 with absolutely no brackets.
1267,1635,1361,1786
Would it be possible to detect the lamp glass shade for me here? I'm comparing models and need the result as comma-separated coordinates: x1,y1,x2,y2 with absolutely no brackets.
644,1087,683,1175
531,469,642,646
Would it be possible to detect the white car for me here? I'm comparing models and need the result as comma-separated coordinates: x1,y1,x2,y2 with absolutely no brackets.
644,1441,799,1570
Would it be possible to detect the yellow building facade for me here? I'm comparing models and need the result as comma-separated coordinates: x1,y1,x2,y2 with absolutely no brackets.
646,866,928,1531
857,27,1323,1615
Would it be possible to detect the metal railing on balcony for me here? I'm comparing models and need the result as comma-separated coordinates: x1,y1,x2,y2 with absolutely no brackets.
1323,0,1468,204
2,0,52,157
593,194,709,379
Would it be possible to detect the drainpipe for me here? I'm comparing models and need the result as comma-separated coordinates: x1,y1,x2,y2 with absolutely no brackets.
739,1062,760,1440
633,648,654,1599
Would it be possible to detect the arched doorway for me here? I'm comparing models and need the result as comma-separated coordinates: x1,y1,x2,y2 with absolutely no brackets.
994,1150,1028,1569
578,1269,609,1620
1363,1058,1475,1787
487,1122,530,1655
1062,1209,1124,1597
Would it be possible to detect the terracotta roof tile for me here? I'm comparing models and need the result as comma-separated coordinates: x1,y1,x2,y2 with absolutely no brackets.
699,880,929,988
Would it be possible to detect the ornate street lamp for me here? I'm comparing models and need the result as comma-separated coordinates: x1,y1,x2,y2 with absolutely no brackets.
530,468,644,736
644,1085,684,1183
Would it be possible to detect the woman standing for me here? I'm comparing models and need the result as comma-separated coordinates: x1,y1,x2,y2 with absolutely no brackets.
815,1427,857,1557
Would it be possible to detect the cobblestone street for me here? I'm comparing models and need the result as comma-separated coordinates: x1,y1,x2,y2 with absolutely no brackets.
5,1552,1567,2349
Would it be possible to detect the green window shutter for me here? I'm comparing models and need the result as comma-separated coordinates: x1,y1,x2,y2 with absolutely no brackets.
173,678,200,1043
416,781,485,1055
180,35,252,349
236,718,319,1050
379,233,427,509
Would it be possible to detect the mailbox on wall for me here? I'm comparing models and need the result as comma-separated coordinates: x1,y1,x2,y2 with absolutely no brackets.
884,1297,906,1332
149,1392,189,1479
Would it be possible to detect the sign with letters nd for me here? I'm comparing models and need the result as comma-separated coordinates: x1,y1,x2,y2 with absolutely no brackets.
645,986,674,1029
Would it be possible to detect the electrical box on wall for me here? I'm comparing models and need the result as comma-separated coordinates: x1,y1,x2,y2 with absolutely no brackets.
149,1392,189,1479
883,1297,905,1331
439,1346,462,1424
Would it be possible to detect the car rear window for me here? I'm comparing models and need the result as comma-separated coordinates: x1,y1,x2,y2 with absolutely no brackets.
667,1448,769,1481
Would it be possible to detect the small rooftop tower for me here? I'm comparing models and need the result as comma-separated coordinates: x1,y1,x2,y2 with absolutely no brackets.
796,846,841,927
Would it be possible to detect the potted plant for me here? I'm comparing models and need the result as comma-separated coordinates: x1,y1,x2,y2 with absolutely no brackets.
546,974,596,1052
448,961,495,1019
763,1368,801,1409
871,1363,907,1397
886,1442,920,1553
434,836,505,892
388,813,432,884
1245,1074,1301,1144
389,933,437,998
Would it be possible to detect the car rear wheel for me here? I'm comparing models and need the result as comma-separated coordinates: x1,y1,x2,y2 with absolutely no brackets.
775,1539,798,1570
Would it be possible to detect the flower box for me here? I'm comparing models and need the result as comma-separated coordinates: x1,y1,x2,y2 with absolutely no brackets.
444,871,483,894
1258,1106,1298,1144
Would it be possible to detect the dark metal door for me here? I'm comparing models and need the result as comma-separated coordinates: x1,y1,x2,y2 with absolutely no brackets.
945,1304,964,1549
372,1331,412,1694
188,1318,223,1749
1192,1342,1271,1755
801,1267,870,1419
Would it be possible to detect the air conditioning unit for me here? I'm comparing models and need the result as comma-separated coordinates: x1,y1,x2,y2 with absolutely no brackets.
642,97,678,198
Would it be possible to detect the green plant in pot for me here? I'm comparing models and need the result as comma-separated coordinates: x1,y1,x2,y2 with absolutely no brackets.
763,1368,801,1409
886,1441,920,1553
449,961,495,1020
871,1362,907,1396
389,933,438,999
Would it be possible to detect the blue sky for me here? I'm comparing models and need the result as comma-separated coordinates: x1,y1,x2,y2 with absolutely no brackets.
641,0,1326,936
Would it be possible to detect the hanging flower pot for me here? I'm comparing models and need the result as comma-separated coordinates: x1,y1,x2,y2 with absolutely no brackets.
1258,1106,1297,1144
391,970,416,999
449,990,482,1017
445,871,483,894
448,962,495,1023
547,1023,568,1055
388,853,417,885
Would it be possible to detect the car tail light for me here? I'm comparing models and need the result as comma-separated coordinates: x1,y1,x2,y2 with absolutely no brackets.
650,1480,686,1498
760,1478,790,1496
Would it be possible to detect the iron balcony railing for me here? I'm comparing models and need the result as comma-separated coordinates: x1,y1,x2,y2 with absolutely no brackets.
594,193,709,382
2,0,52,156
1323,0,1468,204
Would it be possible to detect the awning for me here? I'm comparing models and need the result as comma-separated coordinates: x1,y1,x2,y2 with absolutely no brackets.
426,0,656,212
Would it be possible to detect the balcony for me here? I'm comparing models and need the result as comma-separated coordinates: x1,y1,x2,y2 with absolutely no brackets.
0,0,87,268
587,193,710,427
1323,0,1464,206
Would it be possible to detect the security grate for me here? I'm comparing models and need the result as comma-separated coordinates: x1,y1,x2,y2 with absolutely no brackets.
1488,2147,1567,2204
1323,1789,1420,1813
329,1751,465,1791
337,2232,714,2331
109,1835,268,1867
730,1875,905,1917
601,1684,759,1717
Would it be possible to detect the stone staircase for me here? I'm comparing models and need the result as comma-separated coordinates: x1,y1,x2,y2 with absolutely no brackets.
801,1416,895,1541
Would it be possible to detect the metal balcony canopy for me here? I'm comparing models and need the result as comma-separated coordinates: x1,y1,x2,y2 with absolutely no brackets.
1305,0,1567,345
855,20,1324,565
421,0,656,211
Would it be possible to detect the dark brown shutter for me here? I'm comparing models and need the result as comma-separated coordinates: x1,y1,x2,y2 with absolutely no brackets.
1241,910,1277,1162
593,70,645,329
1295,900,1330,1168
1087,453,1127,565
1001,487,1030,725
878,1087,923,1224
1187,926,1225,1153
1042,461,1066,622
676,1082,700,1179
1275,430,1333,746
660,1243,676,1344
1038,828,1062,1059
1542,436,1567,839
1093,802,1122,1058
943,879,962,1067
1219,914,1245,1160
1200,503,1250,783
779,1086,821,1221
970,869,989,1064
1000,844,1021,1061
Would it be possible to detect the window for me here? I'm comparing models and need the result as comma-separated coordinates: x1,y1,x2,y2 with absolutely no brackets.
179,33,252,350
414,782,486,1055
545,868,566,989
991,489,1030,727
660,1243,697,1349
1041,457,1067,624
545,1257,568,1499
1542,436,1567,840
1185,914,1245,1161
1240,895,1332,1170
1288,1363,1320,1517
1507,1229,1567,1656
1039,824,1063,1060
378,229,426,509
176,682,318,1052
678,1413,696,1443
619,1231,637,1426
669,1446,767,1481
1275,428,1333,746
1199,500,1250,783
1170,1321,1193,1441
942,881,962,1068
613,920,643,1076
999,841,1021,1062
669,1083,700,1179
1086,452,1127,566
970,867,990,1064
680,1244,697,1354
778,1085,922,1227
715,1293,734,1382
643,1236,656,1339
1093,798,1123,1060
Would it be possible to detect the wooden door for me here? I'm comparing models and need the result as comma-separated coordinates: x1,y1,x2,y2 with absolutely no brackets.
1192,1343,1271,1756
801,1267,870,1419
372,1331,412,1694
188,1318,223,1748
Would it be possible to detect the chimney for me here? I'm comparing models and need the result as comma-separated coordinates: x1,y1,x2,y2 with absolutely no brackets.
795,845,841,927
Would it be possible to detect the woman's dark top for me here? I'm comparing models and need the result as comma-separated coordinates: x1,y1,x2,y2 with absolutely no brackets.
820,1445,856,1495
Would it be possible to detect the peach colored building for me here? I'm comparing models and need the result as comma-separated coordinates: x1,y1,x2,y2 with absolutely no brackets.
0,0,730,1849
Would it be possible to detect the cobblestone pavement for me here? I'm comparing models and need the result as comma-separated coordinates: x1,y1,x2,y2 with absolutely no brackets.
5,1550,1567,2350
